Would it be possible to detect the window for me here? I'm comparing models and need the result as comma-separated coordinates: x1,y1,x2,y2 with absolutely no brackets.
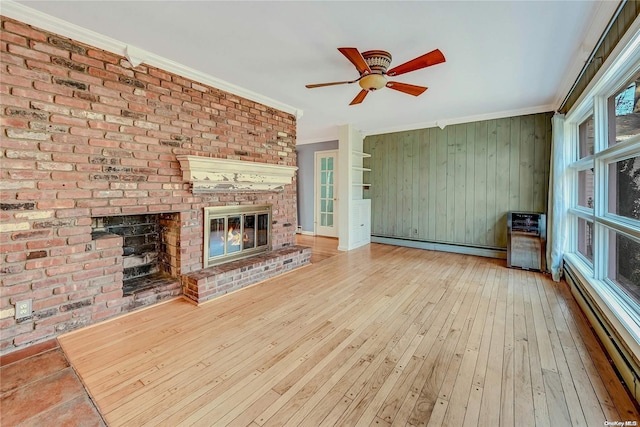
579,115,595,158
566,68,640,342
608,73,640,146
573,114,597,267
608,155,640,221
578,168,595,208
608,229,640,306
577,217,594,262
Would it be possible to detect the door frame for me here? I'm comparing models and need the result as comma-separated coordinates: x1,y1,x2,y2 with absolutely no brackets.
314,149,339,237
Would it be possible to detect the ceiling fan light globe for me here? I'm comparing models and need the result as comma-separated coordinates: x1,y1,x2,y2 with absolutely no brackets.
359,74,387,91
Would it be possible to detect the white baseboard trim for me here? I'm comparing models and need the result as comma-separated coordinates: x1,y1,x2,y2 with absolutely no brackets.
371,236,506,259
337,240,370,252
298,230,316,236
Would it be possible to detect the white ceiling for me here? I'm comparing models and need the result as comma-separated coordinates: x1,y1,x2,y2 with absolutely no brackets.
9,1,618,144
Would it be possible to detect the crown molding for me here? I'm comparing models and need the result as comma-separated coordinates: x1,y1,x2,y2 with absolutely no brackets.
363,104,556,137
296,135,340,146
1,0,303,120
297,103,557,144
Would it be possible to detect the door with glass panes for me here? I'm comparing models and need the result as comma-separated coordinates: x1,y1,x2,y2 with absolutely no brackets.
315,150,338,237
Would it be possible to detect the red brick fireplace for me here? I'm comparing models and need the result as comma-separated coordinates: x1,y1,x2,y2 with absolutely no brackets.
0,17,309,355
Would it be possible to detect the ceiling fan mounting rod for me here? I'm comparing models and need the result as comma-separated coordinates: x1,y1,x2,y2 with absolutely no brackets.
361,50,393,74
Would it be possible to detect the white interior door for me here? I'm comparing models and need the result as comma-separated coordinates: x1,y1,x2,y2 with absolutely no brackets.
315,150,338,237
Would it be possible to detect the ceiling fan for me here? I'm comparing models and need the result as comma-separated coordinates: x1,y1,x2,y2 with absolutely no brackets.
306,47,446,105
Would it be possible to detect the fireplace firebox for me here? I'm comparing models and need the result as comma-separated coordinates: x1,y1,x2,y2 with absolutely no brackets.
204,205,272,268
91,213,181,296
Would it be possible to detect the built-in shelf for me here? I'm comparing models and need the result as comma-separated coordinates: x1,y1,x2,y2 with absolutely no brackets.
352,151,371,158
338,124,371,251
351,150,371,194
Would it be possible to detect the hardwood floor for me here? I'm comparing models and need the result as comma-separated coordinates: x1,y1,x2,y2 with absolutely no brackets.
296,234,340,264
58,244,639,426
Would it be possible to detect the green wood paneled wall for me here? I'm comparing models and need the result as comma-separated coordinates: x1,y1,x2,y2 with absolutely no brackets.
363,112,553,249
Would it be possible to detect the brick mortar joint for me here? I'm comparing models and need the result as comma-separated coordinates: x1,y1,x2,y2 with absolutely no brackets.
0,16,299,354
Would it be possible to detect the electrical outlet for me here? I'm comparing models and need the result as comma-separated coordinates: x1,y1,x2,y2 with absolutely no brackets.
15,299,32,320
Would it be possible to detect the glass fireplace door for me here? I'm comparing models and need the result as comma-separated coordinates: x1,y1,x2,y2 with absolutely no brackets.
243,214,256,250
209,218,225,258
204,205,272,267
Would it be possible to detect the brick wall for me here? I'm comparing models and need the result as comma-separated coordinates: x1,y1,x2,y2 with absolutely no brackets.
0,17,298,354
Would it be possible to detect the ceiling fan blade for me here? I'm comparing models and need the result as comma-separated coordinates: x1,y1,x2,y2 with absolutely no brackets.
385,82,428,96
338,47,372,75
349,90,369,105
305,78,359,89
386,49,445,77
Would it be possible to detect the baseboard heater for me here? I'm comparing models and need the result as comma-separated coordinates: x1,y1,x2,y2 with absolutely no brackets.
565,262,639,404
371,235,506,260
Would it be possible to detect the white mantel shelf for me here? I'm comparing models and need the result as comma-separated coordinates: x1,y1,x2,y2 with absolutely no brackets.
176,155,298,193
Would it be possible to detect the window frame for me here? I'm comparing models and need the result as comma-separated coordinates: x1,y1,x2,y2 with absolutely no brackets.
564,30,640,346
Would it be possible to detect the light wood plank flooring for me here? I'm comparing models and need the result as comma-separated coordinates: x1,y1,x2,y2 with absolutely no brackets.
296,234,340,264
58,244,639,426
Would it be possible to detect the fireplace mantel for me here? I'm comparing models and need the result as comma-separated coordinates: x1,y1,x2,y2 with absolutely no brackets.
176,156,298,192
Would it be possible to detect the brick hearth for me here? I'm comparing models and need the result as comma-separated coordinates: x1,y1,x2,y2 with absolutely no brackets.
0,16,304,355
183,245,311,304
